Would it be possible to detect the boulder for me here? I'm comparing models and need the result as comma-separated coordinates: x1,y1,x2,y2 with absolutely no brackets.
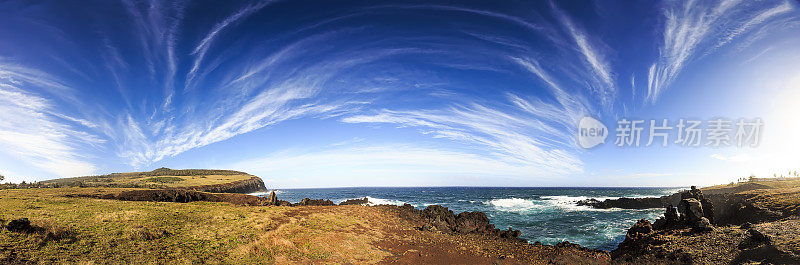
738,228,772,249
5,218,35,233
681,186,705,201
626,219,653,240
678,198,704,223
267,191,278,206
665,205,679,224
693,217,713,232
653,205,680,230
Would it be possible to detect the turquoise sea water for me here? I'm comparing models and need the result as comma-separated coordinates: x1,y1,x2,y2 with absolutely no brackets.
251,187,684,250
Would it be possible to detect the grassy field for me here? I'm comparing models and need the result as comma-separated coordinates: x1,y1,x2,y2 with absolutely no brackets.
37,168,255,189
703,177,800,193
0,188,611,264
0,188,392,264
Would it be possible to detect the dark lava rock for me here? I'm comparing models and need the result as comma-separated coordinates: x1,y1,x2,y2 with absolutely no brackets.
738,228,772,249
398,204,525,242
420,205,457,232
653,205,681,230
298,198,335,206
692,217,713,232
339,197,369,205
454,211,491,234
678,198,704,223
626,219,653,241
665,205,679,223
78,189,267,206
267,191,278,206
5,218,35,233
190,176,267,194
681,186,705,201
701,198,715,223
577,197,664,209
747,228,770,244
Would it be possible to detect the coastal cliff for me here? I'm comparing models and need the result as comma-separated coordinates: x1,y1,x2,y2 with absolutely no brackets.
610,183,800,264
189,176,266,194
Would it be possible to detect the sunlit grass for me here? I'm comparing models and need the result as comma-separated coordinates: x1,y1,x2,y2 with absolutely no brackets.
0,188,391,264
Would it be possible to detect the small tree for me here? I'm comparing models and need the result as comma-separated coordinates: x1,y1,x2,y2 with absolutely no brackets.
0,174,4,182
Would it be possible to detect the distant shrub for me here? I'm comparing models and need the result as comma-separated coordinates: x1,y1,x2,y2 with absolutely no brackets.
142,177,185,183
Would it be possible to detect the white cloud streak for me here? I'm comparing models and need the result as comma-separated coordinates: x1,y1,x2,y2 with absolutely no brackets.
646,0,796,103
0,63,99,177
186,1,273,89
550,3,616,107
342,102,584,175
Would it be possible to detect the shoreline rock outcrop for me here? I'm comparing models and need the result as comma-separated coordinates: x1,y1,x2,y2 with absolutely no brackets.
392,204,525,242
577,197,665,209
339,197,369,205
189,176,266,194
298,198,335,206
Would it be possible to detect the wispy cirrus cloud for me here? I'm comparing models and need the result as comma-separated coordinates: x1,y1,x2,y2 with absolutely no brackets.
0,62,100,177
646,0,797,103
549,2,616,107
186,1,275,90
341,101,584,175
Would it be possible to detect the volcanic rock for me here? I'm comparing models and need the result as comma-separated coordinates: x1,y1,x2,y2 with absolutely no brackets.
625,219,653,241
693,217,713,232
5,218,35,233
267,191,278,206
339,197,369,205
576,197,664,209
398,204,525,242
298,198,335,206
679,198,704,223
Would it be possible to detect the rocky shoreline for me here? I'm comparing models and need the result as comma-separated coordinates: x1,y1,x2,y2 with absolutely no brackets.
577,197,666,209
61,183,800,264
611,186,800,263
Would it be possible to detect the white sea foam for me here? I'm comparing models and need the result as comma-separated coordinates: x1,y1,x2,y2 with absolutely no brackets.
248,189,284,197
486,198,541,212
538,196,622,211
365,196,408,206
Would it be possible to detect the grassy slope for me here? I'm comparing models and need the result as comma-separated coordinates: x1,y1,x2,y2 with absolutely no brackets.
703,177,800,193
0,188,609,264
38,168,255,189
0,188,390,264
702,177,800,215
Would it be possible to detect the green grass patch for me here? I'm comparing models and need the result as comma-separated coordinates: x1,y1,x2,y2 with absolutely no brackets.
142,177,185,183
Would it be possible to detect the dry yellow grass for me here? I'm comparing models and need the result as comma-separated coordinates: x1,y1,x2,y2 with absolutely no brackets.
38,168,256,189
0,188,392,264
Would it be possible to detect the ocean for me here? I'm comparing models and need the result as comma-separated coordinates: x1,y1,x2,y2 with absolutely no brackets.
251,187,684,251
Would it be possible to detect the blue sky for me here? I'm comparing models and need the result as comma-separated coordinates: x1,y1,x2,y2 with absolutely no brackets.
1,0,799,188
